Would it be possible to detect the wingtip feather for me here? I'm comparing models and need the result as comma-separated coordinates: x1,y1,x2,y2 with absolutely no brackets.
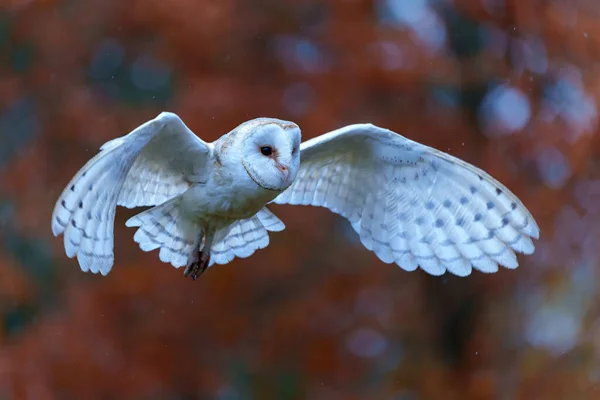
125,216,142,227
51,220,64,237
495,249,519,269
528,222,541,240
446,259,473,277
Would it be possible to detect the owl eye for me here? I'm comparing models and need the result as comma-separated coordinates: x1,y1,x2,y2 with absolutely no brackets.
260,146,273,156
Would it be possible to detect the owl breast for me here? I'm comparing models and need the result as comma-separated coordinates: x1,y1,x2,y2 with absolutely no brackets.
179,165,285,224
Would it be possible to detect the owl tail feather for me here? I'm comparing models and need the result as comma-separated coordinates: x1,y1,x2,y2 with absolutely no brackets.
125,196,202,269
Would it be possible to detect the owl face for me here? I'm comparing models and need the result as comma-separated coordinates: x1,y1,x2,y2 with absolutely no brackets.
240,118,301,192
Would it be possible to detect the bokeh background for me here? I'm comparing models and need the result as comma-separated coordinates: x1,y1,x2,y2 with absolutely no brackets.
1,0,600,399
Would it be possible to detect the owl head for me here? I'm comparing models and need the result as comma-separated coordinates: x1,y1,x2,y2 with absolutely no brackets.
236,118,301,192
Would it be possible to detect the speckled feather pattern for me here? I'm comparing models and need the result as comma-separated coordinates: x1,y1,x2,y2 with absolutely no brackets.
273,123,539,276
51,113,295,275
52,114,539,277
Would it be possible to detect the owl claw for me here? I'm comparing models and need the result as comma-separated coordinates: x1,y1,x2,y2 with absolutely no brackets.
184,239,211,280
183,255,210,280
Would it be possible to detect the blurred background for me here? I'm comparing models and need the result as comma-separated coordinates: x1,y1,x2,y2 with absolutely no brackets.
1,0,600,399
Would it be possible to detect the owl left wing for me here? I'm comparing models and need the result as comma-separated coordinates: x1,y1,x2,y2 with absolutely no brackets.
272,124,539,276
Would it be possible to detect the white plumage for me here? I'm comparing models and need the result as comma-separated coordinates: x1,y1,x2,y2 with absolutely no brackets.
51,112,539,278
273,124,538,276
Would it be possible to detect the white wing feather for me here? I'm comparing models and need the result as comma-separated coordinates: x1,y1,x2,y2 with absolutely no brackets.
51,112,211,275
125,196,199,269
273,124,539,276
210,207,286,266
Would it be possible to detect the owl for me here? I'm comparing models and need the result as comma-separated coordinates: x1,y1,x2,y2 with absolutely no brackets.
51,112,539,279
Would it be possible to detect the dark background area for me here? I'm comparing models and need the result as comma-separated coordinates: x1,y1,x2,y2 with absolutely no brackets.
1,0,600,399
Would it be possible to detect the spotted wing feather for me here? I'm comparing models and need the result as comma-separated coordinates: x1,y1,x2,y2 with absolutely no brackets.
51,112,211,275
273,124,539,276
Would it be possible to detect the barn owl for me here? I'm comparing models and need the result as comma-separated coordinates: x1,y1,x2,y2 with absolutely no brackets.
51,112,539,279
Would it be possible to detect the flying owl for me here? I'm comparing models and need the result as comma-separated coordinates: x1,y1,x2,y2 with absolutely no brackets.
51,112,539,279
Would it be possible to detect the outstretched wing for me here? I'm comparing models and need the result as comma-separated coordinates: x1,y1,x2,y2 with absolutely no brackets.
273,124,539,276
51,112,211,275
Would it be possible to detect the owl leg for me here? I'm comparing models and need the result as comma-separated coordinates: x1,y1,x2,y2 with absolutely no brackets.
184,231,214,280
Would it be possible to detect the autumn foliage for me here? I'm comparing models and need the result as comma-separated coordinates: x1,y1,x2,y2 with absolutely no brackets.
1,0,600,399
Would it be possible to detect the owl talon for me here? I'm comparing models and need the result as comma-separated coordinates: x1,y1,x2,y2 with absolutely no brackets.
184,246,210,280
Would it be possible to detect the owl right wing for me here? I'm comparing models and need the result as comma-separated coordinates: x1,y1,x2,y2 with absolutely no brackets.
273,124,539,276
51,112,212,275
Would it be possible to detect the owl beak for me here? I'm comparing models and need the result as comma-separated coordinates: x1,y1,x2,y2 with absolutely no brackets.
276,163,290,183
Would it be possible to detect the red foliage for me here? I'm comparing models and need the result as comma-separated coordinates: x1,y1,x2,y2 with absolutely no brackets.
2,0,600,398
